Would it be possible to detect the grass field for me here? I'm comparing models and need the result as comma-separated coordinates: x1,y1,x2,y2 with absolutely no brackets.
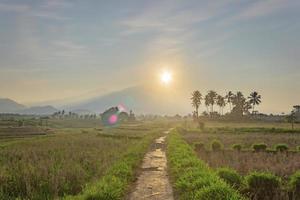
179,122,300,200
0,118,168,200
0,117,299,200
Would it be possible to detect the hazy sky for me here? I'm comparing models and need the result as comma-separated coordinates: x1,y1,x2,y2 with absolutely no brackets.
0,0,299,114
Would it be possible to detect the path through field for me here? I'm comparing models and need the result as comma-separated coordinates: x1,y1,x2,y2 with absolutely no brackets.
129,130,174,200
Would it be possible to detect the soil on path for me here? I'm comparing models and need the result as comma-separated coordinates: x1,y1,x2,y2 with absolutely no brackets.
129,131,174,200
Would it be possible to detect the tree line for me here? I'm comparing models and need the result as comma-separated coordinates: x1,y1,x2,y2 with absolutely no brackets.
191,90,262,119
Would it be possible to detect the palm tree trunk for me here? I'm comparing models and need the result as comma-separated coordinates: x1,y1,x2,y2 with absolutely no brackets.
252,105,255,115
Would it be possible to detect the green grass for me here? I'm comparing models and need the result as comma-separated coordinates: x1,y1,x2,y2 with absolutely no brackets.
166,128,244,200
64,133,157,200
0,122,164,200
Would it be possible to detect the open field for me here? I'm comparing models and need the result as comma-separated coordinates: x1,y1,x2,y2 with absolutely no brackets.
179,123,300,200
0,118,168,200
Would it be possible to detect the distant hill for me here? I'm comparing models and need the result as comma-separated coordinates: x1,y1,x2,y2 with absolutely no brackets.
66,85,189,115
0,98,26,113
0,98,58,115
19,106,58,115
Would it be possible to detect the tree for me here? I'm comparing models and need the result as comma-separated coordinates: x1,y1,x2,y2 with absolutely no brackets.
217,95,226,115
287,111,296,130
207,90,217,113
204,94,210,113
243,101,252,115
191,90,202,119
232,92,246,117
225,91,234,112
248,91,261,114
293,105,300,113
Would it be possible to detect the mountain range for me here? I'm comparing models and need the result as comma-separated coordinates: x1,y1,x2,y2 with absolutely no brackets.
0,85,190,115
0,98,58,115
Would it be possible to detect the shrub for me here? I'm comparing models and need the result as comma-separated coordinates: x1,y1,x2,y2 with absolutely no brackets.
232,144,242,151
194,142,205,151
167,129,243,200
211,140,223,151
216,168,243,189
245,172,281,199
288,171,300,199
252,143,267,152
297,146,300,151
194,183,242,200
275,144,289,152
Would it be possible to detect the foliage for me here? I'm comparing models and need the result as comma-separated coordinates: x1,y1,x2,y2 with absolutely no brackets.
275,143,289,152
0,123,162,200
167,129,244,200
245,172,281,200
216,168,243,189
288,171,300,199
248,91,262,114
232,144,242,151
191,91,202,118
252,143,267,152
194,142,205,151
211,140,223,151
64,133,155,200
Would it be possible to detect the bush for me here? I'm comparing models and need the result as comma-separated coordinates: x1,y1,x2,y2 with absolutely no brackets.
232,144,242,151
167,129,243,200
211,140,223,151
288,171,300,199
275,144,289,152
216,168,243,189
245,172,281,199
297,146,300,151
252,143,267,152
194,142,205,151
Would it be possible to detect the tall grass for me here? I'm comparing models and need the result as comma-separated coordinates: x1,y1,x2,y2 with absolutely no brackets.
64,132,157,200
167,129,243,200
0,125,160,200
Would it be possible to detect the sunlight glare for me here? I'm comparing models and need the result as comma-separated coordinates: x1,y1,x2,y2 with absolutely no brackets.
160,70,172,85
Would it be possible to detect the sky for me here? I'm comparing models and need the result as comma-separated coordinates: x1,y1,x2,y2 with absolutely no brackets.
0,0,299,114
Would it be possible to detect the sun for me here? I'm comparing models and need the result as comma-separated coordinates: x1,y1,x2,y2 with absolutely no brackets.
160,70,172,85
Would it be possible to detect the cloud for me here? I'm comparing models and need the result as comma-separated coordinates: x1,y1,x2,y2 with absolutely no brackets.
0,3,29,12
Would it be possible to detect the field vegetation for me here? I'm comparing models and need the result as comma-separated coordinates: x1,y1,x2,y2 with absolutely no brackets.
179,123,300,200
167,128,243,200
0,118,165,200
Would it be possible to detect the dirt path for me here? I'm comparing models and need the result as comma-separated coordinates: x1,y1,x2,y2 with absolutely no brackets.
129,131,174,200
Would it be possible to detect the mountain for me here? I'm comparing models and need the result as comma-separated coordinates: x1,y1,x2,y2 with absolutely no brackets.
66,85,190,115
0,98,26,113
0,98,58,115
19,106,58,115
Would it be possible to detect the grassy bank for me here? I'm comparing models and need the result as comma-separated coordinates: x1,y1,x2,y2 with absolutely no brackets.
64,132,158,200
166,128,244,200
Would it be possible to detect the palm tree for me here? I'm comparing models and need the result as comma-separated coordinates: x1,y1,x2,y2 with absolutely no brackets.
232,92,246,116
217,95,226,115
191,90,202,119
204,94,210,113
287,111,296,130
248,91,261,114
243,101,252,115
207,90,217,113
225,91,234,112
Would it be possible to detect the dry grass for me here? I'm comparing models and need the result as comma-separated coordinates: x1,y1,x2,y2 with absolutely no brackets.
182,127,300,178
184,132,300,150
195,150,300,178
0,122,163,199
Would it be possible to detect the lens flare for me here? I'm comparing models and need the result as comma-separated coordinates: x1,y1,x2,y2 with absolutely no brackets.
108,114,118,124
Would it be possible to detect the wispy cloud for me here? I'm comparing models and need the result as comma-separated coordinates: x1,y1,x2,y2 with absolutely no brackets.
0,3,29,12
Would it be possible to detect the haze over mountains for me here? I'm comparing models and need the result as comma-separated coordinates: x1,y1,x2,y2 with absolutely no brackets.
0,98,58,115
0,86,189,115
